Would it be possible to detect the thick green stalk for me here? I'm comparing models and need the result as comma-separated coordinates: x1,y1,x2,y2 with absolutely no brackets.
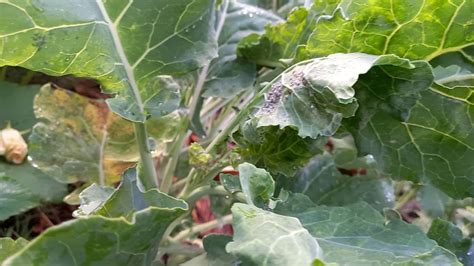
160,0,230,193
97,1,158,189
160,131,188,193
135,123,158,189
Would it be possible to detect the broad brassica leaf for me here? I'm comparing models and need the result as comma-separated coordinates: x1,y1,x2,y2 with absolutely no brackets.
203,0,281,98
275,193,461,265
0,81,67,220
0,0,217,121
28,84,137,184
252,53,432,139
428,219,474,265
226,203,323,266
346,82,474,198
238,0,340,67
240,0,474,198
3,168,188,265
287,153,394,211
306,0,473,61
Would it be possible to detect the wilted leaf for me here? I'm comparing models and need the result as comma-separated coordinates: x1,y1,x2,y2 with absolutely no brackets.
0,0,217,121
28,84,136,184
346,82,474,198
253,53,432,139
275,194,461,265
227,203,323,266
0,81,67,220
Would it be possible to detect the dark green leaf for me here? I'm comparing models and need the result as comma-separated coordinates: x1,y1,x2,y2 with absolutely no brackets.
289,153,394,210
238,163,274,207
428,219,473,265
234,123,326,176
4,169,188,265
346,83,474,198
183,234,238,266
238,0,340,67
0,0,217,121
220,173,242,193
253,53,432,139
306,0,473,61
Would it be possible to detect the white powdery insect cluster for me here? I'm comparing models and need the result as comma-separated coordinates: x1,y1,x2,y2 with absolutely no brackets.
0,126,28,164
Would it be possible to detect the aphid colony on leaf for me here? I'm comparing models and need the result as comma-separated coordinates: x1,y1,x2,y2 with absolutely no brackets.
0,123,28,164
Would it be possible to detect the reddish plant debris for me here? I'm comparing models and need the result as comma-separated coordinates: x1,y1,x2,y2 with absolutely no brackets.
0,203,77,240
191,197,233,237
398,199,421,223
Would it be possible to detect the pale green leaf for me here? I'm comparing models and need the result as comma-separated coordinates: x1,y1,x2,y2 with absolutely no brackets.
254,53,432,139
419,184,452,218
28,84,136,184
275,194,461,265
428,219,473,265
3,169,188,266
0,0,217,121
0,81,67,220
0,238,28,263
288,153,394,210
73,183,114,217
238,163,275,207
227,203,323,266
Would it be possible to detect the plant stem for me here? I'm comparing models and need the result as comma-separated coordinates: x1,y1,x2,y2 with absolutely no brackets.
160,132,187,193
185,185,246,206
97,0,158,188
135,123,158,189
160,0,230,194
170,214,233,243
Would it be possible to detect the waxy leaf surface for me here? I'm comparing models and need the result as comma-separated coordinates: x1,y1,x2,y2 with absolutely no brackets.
227,203,323,266
0,0,217,121
0,81,67,220
4,169,188,265
275,194,460,265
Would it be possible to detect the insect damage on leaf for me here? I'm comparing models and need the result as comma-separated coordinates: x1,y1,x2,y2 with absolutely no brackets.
0,124,28,164
259,81,284,114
